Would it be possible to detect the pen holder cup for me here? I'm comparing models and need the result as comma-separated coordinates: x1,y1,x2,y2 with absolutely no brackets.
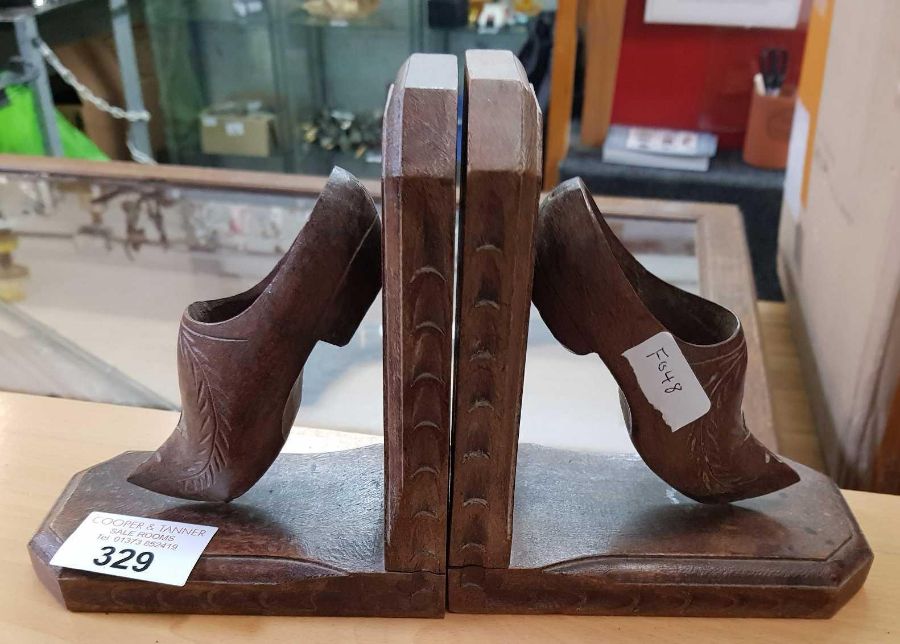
743,90,796,170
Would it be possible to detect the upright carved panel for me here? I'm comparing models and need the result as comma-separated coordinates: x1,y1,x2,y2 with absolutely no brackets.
448,50,542,568
381,54,458,574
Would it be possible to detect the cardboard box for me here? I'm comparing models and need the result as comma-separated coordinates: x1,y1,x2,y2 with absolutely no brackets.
777,0,900,491
199,102,276,157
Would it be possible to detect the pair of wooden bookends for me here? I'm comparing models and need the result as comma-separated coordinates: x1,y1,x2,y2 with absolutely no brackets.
30,52,871,618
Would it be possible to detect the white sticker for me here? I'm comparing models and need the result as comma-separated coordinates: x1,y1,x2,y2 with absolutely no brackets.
201,115,218,127
622,331,711,431
49,511,218,587
224,121,245,137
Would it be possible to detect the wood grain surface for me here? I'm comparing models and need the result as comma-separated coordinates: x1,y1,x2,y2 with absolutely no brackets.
381,54,458,574
448,444,871,617
448,50,542,569
30,448,443,617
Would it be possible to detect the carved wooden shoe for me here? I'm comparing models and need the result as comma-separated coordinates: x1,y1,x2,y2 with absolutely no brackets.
532,178,799,503
128,167,382,502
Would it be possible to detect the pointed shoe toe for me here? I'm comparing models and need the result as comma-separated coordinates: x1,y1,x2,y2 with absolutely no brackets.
126,419,238,503
533,178,798,503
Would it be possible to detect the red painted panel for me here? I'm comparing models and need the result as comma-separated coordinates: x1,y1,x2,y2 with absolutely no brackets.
609,0,807,149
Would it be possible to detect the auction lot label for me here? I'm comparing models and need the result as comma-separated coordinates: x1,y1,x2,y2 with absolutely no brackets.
50,511,218,586
622,331,711,432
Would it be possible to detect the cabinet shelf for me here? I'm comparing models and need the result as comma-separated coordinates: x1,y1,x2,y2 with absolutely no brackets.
145,0,533,177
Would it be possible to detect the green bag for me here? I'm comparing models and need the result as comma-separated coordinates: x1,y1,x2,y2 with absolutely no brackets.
0,84,108,160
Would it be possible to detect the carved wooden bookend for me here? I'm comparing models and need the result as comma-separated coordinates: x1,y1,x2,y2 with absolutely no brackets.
29,49,873,620
449,447,873,617
449,50,541,569
532,178,798,503
127,167,382,502
447,175,870,617
30,166,446,617
382,53,458,574
31,448,445,616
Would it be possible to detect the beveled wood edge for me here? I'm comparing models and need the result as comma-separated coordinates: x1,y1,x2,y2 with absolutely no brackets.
30,451,385,575
446,454,873,581
0,155,383,199
31,532,445,617
0,156,776,449
446,557,870,618
445,476,873,617
465,49,530,84
464,52,542,176
27,453,447,617
448,534,872,593
382,55,458,179
446,527,871,617
0,154,738,218
512,461,870,577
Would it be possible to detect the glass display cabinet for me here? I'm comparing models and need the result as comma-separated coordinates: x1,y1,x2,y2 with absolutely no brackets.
143,0,533,178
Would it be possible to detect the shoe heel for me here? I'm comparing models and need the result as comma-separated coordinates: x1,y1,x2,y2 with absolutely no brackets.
532,188,595,356
316,214,382,346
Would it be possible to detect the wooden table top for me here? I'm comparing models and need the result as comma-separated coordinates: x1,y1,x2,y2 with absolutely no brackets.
1,391,897,642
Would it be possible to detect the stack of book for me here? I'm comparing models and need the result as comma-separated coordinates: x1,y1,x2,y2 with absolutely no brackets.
602,125,718,172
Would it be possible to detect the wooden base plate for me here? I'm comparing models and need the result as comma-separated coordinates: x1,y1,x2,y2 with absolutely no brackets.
448,444,873,618
30,443,871,618
29,445,444,617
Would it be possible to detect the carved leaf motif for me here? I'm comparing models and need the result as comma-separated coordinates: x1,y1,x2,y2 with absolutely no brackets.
176,327,234,495
687,343,754,495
